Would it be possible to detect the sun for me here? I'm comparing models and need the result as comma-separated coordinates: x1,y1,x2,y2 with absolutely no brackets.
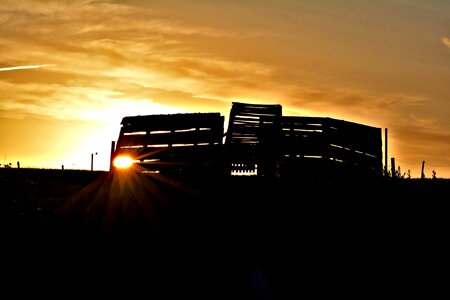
113,156,134,169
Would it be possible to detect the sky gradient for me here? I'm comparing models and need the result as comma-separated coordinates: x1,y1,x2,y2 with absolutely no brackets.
1,0,449,177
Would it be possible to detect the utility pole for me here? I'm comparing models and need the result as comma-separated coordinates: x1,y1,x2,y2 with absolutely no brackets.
110,141,116,171
421,160,425,179
91,152,97,171
384,128,388,176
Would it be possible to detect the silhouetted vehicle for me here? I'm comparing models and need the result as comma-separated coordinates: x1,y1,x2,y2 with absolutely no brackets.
112,102,382,180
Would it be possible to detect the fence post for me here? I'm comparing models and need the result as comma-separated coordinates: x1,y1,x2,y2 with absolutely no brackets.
391,157,396,179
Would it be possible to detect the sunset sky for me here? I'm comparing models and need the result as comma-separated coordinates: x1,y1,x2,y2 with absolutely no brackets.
0,0,449,177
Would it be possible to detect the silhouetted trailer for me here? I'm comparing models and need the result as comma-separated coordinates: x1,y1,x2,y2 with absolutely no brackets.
225,102,282,177
111,102,382,180
113,113,224,176
280,116,382,179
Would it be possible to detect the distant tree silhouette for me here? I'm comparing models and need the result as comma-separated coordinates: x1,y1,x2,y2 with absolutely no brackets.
406,169,411,179
432,170,437,179
396,166,406,179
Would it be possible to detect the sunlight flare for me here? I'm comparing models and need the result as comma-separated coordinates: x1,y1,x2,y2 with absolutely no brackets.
113,156,134,169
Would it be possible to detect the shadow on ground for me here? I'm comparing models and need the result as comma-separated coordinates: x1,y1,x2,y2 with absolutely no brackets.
1,168,450,298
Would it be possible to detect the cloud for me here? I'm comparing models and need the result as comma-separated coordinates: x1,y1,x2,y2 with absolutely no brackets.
0,0,280,126
0,1,440,125
443,37,450,49
0,2,212,113
390,114,450,170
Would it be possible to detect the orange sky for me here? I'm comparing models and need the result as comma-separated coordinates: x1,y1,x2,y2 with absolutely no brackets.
1,0,449,177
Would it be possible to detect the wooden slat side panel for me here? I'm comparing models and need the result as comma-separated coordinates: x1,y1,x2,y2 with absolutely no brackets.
114,113,225,175
117,113,223,146
328,146,379,165
282,116,326,126
283,145,327,157
116,144,222,162
117,130,222,147
226,103,282,142
327,125,381,157
280,116,382,176
120,114,223,137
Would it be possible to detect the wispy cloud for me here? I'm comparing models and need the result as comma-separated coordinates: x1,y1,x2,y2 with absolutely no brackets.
0,64,55,72
0,0,271,121
443,37,450,49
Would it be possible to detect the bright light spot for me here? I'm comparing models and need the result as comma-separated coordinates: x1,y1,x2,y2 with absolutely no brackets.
113,156,134,169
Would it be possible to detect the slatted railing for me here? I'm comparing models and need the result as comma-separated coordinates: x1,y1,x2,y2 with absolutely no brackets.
114,113,224,175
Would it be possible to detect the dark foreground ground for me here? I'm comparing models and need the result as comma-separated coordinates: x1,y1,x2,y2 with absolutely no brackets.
1,168,450,298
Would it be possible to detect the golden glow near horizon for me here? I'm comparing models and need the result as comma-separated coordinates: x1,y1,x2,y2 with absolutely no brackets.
0,0,449,177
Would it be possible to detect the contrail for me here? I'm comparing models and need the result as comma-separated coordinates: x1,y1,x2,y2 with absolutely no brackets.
0,64,56,72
